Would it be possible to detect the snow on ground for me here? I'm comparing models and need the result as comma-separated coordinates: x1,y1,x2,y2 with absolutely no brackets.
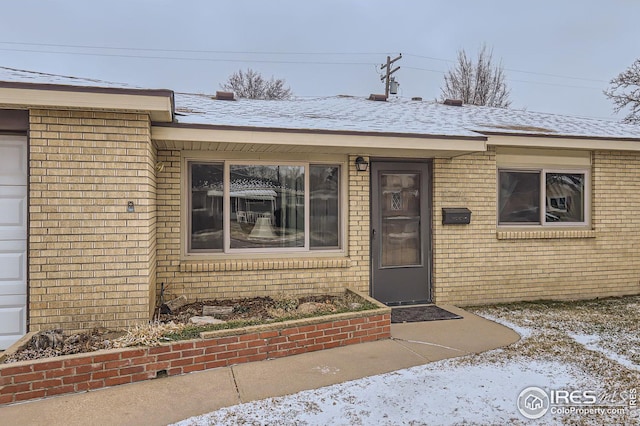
477,313,534,339
569,332,639,372
175,359,585,426
173,297,640,426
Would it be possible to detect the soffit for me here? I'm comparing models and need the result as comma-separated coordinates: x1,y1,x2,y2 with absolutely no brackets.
151,125,487,158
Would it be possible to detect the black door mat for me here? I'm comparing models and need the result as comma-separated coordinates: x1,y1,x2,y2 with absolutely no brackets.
391,305,463,323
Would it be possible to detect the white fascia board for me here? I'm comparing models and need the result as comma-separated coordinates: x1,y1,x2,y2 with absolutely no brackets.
487,135,640,151
151,126,487,156
0,87,173,122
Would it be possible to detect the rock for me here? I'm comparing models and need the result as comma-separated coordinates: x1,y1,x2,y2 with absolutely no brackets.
161,295,188,314
31,329,65,350
65,334,81,345
189,316,226,326
202,305,234,319
349,302,362,310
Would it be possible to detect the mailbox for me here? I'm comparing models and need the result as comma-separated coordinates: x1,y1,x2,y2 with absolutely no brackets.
442,208,471,225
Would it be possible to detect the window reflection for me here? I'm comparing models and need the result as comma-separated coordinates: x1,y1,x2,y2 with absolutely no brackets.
380,173,421,267
499,171,540,223
310,165,340,249
230,165,304,248
189,161,343,253
545,173,584,223
190,163,224,251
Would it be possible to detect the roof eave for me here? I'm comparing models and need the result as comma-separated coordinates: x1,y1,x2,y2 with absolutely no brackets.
484,132,640,151
0,81,174,122
152,121,487,141
151,122,487,158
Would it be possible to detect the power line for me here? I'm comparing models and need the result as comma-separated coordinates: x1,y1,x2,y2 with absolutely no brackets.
508,78,603,90
404,65,603,90
0,41,608,84
0,40,385,56
403,66,447,74
0,47,377,66
0,42,609,92
404,52,607,83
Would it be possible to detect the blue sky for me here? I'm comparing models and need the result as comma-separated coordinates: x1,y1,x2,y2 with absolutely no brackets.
1,0,638,120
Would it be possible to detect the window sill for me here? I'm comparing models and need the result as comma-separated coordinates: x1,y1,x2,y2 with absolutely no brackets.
180,256,352,273
496,229,596,240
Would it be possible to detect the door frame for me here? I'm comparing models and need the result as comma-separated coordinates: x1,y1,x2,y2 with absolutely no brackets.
369,159,433,305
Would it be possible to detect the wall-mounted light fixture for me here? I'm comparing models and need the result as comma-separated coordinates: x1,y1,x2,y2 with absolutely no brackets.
355,156,369,172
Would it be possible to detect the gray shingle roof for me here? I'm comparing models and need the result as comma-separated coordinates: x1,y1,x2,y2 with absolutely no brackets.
2,66,640,140
175,93,640,140
0,66,138,89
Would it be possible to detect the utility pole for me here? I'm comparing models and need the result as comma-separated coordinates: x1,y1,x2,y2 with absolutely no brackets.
381,53,402,98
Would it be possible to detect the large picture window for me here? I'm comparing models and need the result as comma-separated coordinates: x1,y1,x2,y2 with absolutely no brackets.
499,169,588,226
188,161,342,253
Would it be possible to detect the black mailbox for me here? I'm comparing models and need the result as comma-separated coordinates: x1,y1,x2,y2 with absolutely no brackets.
442,208,472,225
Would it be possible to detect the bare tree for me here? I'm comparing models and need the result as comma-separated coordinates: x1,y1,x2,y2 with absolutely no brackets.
440,44,511,108
604,59,640,124
221,68,292,100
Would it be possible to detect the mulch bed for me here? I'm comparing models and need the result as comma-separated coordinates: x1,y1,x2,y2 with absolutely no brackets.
3,293,371,363
159,294,341,324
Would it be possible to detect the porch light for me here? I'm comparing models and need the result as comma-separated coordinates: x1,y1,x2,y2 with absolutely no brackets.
355,156,369,172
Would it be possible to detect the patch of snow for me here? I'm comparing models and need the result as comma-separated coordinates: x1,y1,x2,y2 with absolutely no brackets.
0,65,140,89
569,332,639,372
172,306,640,425
173,358,588,426
312,365,340,375
479,314,533,339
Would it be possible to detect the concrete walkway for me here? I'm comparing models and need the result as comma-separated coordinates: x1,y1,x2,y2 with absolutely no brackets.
0,306,519,426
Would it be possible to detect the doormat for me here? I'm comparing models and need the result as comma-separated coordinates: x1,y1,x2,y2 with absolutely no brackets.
391,305,463,323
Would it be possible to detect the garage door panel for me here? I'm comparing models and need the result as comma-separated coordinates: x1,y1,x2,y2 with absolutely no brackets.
0,250,26,295
0,186,27,240
0,295,27,349
0,137,28,185
0,135,27,350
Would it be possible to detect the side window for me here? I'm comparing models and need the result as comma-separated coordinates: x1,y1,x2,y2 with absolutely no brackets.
498,169,588,226
499,171,540,223
544,173,585,223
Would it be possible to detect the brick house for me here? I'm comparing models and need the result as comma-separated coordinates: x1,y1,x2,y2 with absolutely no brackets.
1,67,640,349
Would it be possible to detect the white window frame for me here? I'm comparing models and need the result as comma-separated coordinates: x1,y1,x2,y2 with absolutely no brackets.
182,152,347,258
497,167,591,227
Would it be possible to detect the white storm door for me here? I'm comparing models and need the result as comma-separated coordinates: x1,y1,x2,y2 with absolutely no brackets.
0,135,28,350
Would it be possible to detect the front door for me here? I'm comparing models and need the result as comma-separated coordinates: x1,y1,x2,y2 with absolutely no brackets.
0,135,28,349
371,161,431,305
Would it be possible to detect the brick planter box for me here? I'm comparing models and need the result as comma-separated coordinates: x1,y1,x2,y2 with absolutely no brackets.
0,291,390,405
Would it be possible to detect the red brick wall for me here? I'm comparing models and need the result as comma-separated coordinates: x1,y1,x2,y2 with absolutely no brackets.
0,313,390,405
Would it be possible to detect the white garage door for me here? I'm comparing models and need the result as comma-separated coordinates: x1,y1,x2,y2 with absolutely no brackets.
0,135,27,350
